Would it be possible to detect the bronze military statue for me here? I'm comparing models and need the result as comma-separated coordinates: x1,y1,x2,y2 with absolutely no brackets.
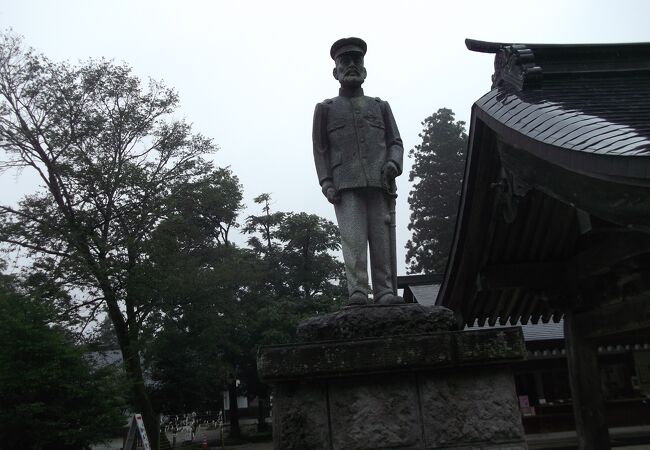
313,37,404,307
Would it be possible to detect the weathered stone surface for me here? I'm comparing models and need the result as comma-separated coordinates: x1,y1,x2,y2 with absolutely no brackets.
329,376,421,449
429,446,526,450
258,327,524,382
419,368,525,448
258,333,454,382
260,327,527,449
272,382,330,450
456,329,526,363
296,303,456,342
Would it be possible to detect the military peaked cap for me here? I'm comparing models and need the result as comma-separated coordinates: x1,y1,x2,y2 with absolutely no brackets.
330,37,367,60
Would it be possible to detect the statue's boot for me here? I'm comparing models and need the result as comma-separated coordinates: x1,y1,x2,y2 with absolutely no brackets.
376,293,404,305
345,292,368,307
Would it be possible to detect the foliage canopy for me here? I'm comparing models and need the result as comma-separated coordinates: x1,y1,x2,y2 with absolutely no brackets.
0,32,347,444
0,31,227,445
0,273,126,450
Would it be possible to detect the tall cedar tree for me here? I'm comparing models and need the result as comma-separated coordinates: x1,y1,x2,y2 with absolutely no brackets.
406,108,467,274
0,32,224,447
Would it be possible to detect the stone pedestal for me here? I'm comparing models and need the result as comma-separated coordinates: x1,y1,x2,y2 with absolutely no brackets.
258,304,528,450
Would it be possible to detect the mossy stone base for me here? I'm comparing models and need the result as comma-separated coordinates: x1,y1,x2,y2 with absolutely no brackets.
258,311,528,449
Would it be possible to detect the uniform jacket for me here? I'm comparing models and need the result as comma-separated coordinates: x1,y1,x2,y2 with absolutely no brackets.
312,88,403,192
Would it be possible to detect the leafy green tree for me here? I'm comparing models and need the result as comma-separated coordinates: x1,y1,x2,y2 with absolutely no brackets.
243,193,285,257
139,190,345,436
89,314,120,349
238,195,346,432
143,244,254,436
139,170,248,435
277,212,345,306
0,32,220,447
143,241,250,415
0,271,127,450
241,209,347,431
170,167,244,247
243,194,345,313
405,108,468,274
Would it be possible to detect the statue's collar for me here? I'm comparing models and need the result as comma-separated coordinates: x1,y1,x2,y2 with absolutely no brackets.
339,86,364,98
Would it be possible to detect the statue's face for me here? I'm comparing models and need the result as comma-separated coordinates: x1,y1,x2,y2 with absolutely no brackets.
333,52,366,88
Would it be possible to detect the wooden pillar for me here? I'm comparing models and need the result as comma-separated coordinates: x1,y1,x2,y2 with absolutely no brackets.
564,311,610,450
533,371,546,404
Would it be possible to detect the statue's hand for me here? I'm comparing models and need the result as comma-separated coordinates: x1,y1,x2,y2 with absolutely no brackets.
381,161,399,194
321,181,341,204
325,186,341,204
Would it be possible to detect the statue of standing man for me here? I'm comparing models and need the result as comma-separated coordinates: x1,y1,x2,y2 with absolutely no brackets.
313,37,404,307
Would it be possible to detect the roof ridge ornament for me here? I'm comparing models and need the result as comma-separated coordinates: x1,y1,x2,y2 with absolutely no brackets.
492,44,543,91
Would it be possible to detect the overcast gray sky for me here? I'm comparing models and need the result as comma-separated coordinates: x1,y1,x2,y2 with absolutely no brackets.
2,0,649,275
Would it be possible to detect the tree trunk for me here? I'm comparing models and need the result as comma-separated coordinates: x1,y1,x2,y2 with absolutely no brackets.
257,393,269,433
120,334,160,450
228,381,241,439
106,295,160,450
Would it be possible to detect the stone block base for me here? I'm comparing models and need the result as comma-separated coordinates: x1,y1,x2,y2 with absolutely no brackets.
270,368,525,450
258,308,527,449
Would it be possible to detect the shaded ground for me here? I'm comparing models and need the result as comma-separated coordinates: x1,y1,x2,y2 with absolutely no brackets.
215,443,648,450
527,425,650,449
94,425,650,450
220,444,272,450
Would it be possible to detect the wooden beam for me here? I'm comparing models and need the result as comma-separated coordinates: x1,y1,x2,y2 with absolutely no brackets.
481,232,650,291
564,311,611,450
576,209,592,235
521,295,539,325
574,293,650,339
502,289,524,324
480,262,567,291
511,292,531,326
569,231,650,279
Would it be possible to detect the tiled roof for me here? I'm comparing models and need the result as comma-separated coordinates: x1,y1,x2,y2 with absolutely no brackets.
471,40,650,177
407,282,564,341
477,77,650,158
438,40,650,327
